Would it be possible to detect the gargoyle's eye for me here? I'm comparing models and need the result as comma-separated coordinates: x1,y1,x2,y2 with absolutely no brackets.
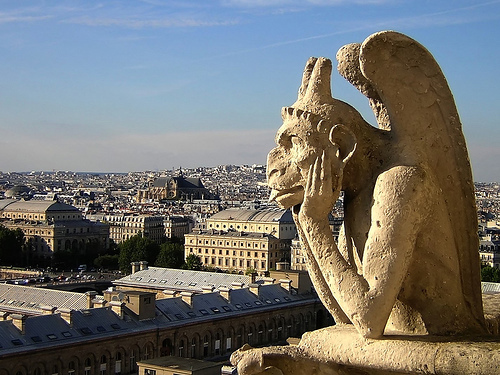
277,133,293,149
291,136,303,148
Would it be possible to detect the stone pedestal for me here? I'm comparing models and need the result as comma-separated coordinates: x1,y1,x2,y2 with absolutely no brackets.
232,325,500,375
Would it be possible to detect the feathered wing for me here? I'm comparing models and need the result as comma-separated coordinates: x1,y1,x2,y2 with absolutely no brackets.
358,31,484,327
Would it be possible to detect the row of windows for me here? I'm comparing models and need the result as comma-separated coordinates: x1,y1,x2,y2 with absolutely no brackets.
200,257,270,270
189,248,272,257
187,238,281,250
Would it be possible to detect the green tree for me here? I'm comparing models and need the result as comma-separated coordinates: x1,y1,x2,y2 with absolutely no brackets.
94,254,119,270
245,267,257,275
481,265,500,282
184,254,203,271
0,225,25,266
118,233,160,274
155,243,184,269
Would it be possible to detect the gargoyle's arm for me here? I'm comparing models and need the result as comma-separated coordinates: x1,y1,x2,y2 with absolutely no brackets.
297,157,430,338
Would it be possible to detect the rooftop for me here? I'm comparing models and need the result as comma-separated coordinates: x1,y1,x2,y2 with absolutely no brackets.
209,207,293,223
0,284,89,315
114,267,262,293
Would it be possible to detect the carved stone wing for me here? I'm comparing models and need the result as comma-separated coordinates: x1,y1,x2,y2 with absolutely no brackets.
356,31,484,325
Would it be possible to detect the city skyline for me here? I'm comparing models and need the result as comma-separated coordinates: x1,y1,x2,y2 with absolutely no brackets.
1,1,500,181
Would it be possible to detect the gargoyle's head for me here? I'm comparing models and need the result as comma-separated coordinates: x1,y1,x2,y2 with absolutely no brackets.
267,57,358,209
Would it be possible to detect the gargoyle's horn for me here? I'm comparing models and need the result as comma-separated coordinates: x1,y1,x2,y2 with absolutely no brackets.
298,57,333,104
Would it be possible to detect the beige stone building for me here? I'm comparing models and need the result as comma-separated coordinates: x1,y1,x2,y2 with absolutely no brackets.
0,198,109,257
97,214,166,244
185,208,295,273
0,269,329,375
205,207,297,240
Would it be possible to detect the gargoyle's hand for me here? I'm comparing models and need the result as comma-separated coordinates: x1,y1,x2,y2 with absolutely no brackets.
299,146,342,221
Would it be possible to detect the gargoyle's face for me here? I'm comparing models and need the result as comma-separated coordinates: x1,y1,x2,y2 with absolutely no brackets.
267,114,326,209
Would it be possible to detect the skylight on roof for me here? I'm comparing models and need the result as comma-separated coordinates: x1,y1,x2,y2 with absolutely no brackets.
46,334,57,340
80,328,92,335
199,309,209,315
31,336,42,343
11,339,23,346
111,323,121,330
62,331,72,337
96,326,106,332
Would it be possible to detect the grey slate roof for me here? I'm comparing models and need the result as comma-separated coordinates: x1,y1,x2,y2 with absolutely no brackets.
0,199,79,213
152,177,205,189
209,207,293,223
0,284,88,314
0,282,315,357
114,267,262,293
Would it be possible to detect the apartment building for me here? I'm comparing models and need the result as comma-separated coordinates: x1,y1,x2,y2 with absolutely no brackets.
185,208,294,273
0,198,109,256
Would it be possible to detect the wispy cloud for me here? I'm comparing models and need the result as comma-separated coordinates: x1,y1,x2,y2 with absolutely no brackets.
63,15,237,28
221,0,393,7
0,8,53,24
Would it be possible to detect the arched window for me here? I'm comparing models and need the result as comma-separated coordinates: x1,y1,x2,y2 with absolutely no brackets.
84,358,92,375
100,355,107,375
68,361,76,375
179,339,185,357
115,352,122,375
203,335,209,357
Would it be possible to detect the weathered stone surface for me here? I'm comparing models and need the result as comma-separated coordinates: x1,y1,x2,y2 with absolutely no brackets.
233,30,495,374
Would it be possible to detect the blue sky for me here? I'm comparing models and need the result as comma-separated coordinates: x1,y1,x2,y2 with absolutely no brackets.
0,1,499,181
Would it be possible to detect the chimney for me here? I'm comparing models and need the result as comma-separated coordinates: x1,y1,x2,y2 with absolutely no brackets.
58,308,74,326
109,301,125,319
279,279,292,293
219,287,231,302
10,314,27,333
249,283,260,296
93,298,107,308
131,262,140,274
139,261,148,271
276,261,290,271
250,272,257,283
41,305,57,315
162,290,176,298
262,277,275,285
202,286,215,294
181,292,194,307
85,291,98,308
231,282,244,289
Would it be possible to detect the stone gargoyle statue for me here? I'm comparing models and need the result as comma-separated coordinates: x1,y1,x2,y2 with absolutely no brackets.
231,31,491,374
